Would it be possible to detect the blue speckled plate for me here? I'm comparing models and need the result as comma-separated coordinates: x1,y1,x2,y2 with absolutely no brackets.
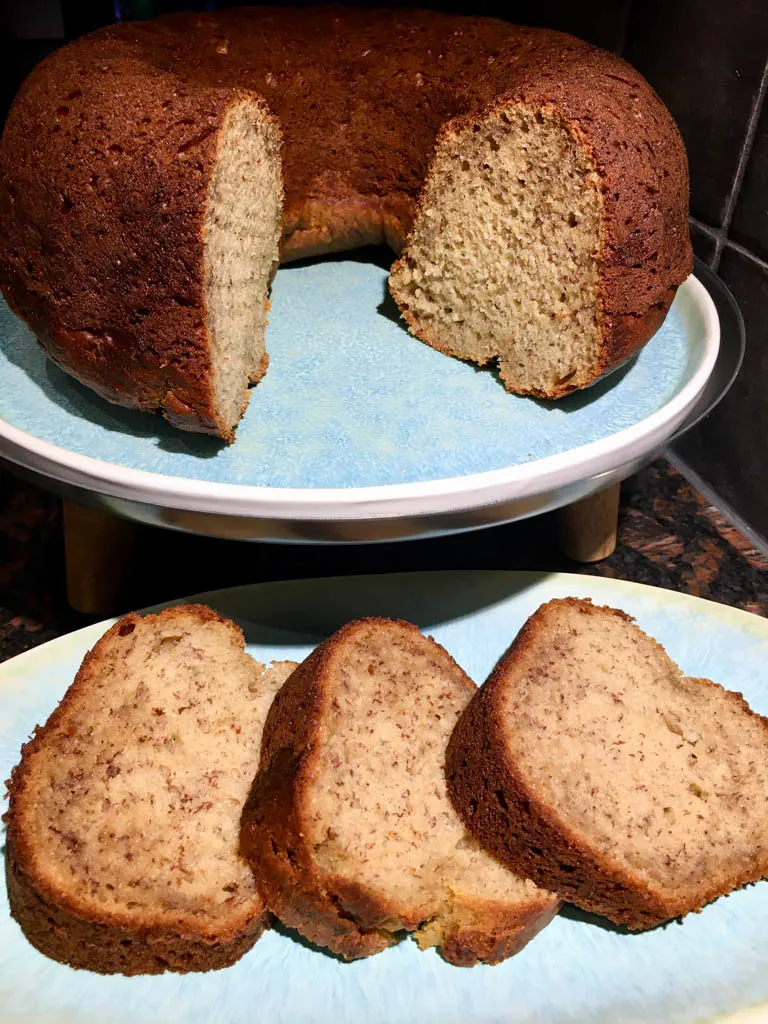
1,571,766,1024
0,262,718,525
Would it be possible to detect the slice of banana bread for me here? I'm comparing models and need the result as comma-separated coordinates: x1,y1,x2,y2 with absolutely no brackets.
4,604,296,974
447,598,768,930
240,617,558,966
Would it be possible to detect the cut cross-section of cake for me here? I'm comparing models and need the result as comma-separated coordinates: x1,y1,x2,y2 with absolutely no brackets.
0,66,283,443
390,103,611,399
204,96,283,438
4,604,296,974
447,598,768,929
240,616,559,965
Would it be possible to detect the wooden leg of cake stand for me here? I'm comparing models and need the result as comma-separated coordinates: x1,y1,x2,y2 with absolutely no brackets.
63,502,139,616
557,483,621,563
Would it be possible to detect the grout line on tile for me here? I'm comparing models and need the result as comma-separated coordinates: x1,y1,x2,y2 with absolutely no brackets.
720,237,768,273
688,215,724,241
715,56,768,272
666,451,768,558
687,217,768,273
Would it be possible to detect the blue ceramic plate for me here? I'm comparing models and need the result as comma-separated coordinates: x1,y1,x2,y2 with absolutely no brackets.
0,263,718,523
1,571,766,1024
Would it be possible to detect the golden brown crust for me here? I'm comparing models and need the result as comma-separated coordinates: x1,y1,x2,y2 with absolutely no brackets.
241,616,556,965
241,622,416,960
5,837,266,975
421,892,559,967
520,64,692,384
4,604,268,974
0,8,691,435
446,598,768,930
0,25,281,441
280,198,413,263
392,266,676,400
249,349,270,387
391,71,691,397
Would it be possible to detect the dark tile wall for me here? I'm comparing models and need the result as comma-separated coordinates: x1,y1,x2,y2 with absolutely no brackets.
731,99,768,262
621,0,768,546
673,246,768,542
1,0,768,542
624,0,768,229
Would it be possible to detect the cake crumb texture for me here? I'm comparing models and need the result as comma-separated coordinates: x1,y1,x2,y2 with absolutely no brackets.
447,598,768,929
4,603,296,974
242,616,558,966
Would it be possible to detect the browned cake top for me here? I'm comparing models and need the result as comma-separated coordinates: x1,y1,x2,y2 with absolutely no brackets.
0,6,691,435
2,5,689,303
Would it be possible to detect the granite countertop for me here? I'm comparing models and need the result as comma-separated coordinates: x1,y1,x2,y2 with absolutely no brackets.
0,457,765,663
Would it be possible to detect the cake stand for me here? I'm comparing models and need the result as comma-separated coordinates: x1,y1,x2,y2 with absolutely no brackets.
0,256,742,610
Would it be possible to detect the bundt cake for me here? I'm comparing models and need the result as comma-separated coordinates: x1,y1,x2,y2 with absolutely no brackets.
0,7,692,441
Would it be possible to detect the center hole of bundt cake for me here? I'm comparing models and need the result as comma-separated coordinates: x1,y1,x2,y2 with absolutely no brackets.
204,98,282,436
390,104,603,397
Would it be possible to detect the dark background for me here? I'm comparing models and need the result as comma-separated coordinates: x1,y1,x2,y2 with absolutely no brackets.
2,0,767,548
